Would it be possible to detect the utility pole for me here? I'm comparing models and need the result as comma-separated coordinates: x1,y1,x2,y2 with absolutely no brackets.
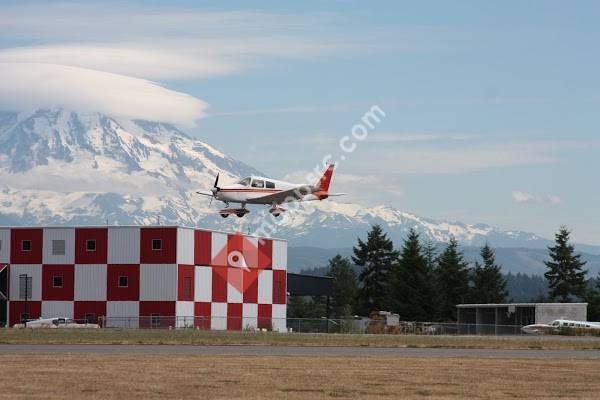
19,274,29,327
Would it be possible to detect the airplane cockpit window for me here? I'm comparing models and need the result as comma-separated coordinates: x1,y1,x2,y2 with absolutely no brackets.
551,321,560,326
238,177,251,186
251,179,265,188
265,181,275,189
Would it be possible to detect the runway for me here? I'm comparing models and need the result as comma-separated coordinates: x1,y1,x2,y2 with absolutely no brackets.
0,344,599,358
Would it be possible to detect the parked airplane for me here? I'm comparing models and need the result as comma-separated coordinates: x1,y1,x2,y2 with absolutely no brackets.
13,317,100,329
196,164,345,218
521,319,600,334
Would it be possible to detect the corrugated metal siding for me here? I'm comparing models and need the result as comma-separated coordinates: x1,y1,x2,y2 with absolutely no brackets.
211,302,227,330
74,301,106,323
194,230,212,265
177,228,194,265
10,229,43,264
42,228,75,264
242,303,258,330
74,264,107,301
226,268,243,303
272,304,286,332
211,232,227,266
0,228,10,263
258,239,272,269
41,301,74,318
9,264,42,301
106,301,139,328
176,301,195,328
272,239,287,270
140,228,177,264
243,236,259,269
75,228,108,264
177,265,194,301
194,266,212,302
227,303,242,330
9,301,41,326
41,264,74,301
258,270,273,304
139,264,177,301
107,228,140,264
106,264,139,301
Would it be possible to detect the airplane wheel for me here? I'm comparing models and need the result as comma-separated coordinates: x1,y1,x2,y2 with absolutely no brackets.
272,213,280,217
220,213,228,218
236,212,245,218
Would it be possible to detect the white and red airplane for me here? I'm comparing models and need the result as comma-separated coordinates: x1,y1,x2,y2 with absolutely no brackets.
196,164,344,218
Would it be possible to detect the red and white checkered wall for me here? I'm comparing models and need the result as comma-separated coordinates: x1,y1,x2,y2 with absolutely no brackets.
0,227,287,330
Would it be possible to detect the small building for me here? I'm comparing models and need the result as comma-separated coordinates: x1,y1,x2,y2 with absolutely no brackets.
456,303,588,335
0,226,287,330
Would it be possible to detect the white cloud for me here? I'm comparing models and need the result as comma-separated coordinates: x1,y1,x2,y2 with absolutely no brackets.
0,63,207,126
0,4,382,123
512,191,561,205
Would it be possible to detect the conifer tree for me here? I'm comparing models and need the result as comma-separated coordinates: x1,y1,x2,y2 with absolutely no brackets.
327,255,358,317
469,244,508,304
544,227,587,302
352,224,399,313
434,237,469,321
391,229,434,321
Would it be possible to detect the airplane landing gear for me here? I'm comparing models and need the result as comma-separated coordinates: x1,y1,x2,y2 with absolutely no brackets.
269,206,286,217
219,208,250,218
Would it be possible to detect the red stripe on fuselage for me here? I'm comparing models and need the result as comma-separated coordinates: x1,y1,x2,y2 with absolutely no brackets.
219,188,283,193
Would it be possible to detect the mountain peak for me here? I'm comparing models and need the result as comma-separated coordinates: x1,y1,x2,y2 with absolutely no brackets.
0,108,578,254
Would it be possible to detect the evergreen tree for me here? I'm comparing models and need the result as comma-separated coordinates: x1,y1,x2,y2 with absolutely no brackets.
434,237,470,321
423,240,438,272
544,227,588,302
352,224,399,314
327,255,358,317
469,244,508,304
390,229,434,321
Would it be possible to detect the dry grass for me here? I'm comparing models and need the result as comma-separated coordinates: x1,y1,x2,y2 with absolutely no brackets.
2,328,600,350
0,354,599,399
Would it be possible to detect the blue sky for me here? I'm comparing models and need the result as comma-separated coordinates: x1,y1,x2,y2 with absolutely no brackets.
1,1,599,243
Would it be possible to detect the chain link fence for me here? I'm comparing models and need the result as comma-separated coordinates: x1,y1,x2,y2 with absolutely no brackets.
93,316,527,335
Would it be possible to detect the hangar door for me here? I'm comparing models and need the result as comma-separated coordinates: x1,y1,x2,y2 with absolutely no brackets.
0,264,7,327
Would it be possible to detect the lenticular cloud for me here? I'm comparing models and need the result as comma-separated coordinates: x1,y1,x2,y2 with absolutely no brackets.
0,63,208,126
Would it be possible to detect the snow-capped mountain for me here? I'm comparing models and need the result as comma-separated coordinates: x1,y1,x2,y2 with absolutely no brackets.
0,109,588,252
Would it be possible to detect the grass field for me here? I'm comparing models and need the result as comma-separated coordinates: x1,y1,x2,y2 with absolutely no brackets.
1,354,599,399
2,328,600,350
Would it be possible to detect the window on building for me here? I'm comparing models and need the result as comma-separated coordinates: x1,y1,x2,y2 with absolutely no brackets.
53,275,63,288
265,181,275,189
151,313,161,328
118,276,128,288
0,239,2,251
251,179,264,188
152,239,162,251
22,240,32,252
84,313,95,324
86,240,97,252
52,240,66,255
184,276,193,299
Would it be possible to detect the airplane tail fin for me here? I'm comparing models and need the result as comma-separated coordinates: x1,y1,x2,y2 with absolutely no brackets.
315,164,335,192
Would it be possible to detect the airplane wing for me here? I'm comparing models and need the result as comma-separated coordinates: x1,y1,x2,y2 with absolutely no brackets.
247,185,314,204
196,190,214,197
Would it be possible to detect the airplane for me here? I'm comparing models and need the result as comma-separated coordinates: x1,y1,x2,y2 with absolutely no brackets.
521,319,600,334
13,317,100,329
196,164,345,218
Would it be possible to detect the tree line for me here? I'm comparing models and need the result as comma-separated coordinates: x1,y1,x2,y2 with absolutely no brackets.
323,224,600,322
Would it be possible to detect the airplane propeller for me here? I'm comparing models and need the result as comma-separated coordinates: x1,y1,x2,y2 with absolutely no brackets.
196,172,221,206
210,173,220,206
